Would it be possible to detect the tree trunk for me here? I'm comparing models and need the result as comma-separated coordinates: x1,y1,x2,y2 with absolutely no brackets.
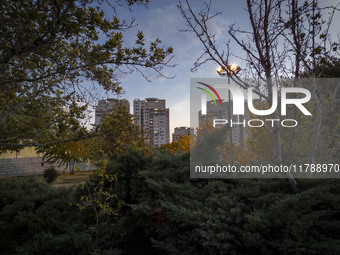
308,109,323,175
70,161,75,175
272,113,282,165
273,110,300,193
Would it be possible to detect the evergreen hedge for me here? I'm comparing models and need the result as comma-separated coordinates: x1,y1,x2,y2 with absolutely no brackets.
1,150,340,254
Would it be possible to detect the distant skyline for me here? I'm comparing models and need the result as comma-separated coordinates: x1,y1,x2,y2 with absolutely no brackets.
87,0,340,136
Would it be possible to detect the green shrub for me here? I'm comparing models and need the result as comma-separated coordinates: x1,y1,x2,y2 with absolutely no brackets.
43,166,58,184
106,147,152,204
2,150,340,254
109,150,340,255
0,178,79,254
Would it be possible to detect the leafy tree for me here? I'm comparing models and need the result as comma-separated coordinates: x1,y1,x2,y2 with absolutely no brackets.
245,101,274,163
194,116,252,166
38,137,90,174
308,59,340,164
195,116,215,143
0,0,173,153
107,147,152,204
99,107,147,160
0,92,89,153
37,106,146,174
292,59,340,164
73,160,124,251
160,134,191,153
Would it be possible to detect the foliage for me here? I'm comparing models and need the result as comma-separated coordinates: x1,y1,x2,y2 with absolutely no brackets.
0,178,79,254
99,107,147,160
0,173,124,254
278,62,340,165
178,0,340,191
40,140,85,174
160,135,191,153
192,126,230,167
0,93,88,152
245,101,274,163
36,105,147,174
0,0,173,153
195,116,216,143
43,166,59,184
305,60,340,163
72,160,124,251
194,117,250,165
1,151,340,254
114,151,340,255
106,147,152,204
314,57,340,78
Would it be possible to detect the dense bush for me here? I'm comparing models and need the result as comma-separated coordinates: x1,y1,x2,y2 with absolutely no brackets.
0,177,80,254
43,166,58,184
108,150,340,255
106,148,152,204
1,150,340,254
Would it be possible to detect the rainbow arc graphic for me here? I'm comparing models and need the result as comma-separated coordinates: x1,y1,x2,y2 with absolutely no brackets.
196,82,222,106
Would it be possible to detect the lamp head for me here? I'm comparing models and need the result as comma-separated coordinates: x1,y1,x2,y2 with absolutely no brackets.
229,63,238,71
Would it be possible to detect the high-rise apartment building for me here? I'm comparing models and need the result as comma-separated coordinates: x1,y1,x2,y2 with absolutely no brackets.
198,100,248,149
199,100,229,127
133,98,169,147
95,98,130,125
172,127,193,142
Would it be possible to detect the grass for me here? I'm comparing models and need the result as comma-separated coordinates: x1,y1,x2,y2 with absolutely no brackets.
52,171,94,187
0,171,94,187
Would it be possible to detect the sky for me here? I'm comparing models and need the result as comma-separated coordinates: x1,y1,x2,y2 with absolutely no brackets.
88,0,340,140
86,0,249,138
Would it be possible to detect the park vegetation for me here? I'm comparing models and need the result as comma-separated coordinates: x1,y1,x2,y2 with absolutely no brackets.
0,0,340,254
1,148,340,254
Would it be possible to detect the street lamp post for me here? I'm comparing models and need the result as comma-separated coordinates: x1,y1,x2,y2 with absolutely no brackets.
217,64,240,164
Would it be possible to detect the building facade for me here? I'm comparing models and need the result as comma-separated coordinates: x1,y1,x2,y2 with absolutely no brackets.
198,100,248,149
95,98,130,125
133,98,170,147
172,126,193,142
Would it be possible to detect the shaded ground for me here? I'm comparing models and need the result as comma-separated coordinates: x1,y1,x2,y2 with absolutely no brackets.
0,171,94,187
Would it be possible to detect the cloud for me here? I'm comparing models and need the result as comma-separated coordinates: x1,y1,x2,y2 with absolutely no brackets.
207,16,230,41
136,3,205,67
102,1,245,132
